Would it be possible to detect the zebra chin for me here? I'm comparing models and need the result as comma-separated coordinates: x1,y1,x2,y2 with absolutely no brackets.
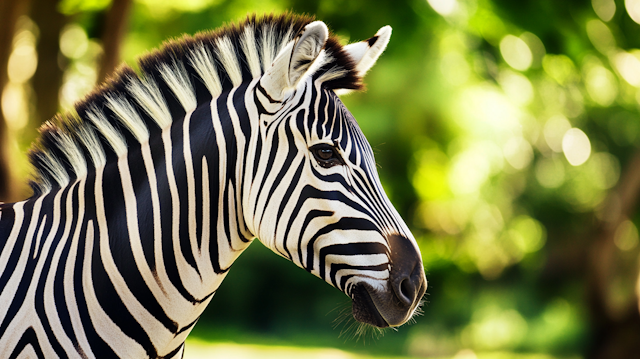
351,234,427,328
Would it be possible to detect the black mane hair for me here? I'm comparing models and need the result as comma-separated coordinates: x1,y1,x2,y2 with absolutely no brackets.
28,13,363,197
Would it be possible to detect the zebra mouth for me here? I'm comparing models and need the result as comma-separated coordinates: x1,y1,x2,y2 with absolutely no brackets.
351,284,389,328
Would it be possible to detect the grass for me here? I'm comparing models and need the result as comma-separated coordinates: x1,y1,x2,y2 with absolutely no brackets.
182,338,584,359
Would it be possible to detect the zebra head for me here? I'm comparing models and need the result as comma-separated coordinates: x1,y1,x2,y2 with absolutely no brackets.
246,21,427,328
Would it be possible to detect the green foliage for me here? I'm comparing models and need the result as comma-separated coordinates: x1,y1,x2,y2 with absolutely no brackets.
15,0,640,357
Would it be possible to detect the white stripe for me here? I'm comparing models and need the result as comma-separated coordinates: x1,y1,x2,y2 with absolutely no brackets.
182,110,201,268
214,36,243,87
93,168,169,355
140,143,167,295
82,219,146,358
199,155,214,281
125,135,204,324
208,97,250,270
63,179,94,359
0,201,26,324
52,130,88,179
127,75,172,129
159,60,197,111
85,106,127,157
140,140,197,323
43,181,82,357
188,45,222,97
32,214,46,259
260,24,276,72
0,192,61,356
224,88,252,242
40,148,70,188
118,155,165,301
162,127,204,297
96,157,174,349
77,123,106,169
240,25,262,78
276,25,295,57
106,94,150,143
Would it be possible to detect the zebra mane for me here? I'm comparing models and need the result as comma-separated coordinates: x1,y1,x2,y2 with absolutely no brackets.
28,13,362,196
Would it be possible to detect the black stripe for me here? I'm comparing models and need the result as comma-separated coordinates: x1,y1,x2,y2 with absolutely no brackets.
8,327,45,359
34,186,73,358
273,159,306,258
319,242,389,287
330,263,389,290
305,217,381,273
282,209,333,264
256,82,282,104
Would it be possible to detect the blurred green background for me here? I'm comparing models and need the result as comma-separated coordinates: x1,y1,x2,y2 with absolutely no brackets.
1,0,640,358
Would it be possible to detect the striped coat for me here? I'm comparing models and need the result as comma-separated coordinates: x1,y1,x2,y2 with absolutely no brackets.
0,14,427,358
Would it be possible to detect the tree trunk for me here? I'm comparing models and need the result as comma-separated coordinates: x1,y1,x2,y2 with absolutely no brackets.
587,151,640,359
98,0,133,83
0,0,30,202
30,0,68,130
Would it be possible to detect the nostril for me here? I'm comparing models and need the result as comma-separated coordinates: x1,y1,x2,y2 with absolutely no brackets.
395,276,415,307
393,276,416,306
387,234,427,308
400,278,413,302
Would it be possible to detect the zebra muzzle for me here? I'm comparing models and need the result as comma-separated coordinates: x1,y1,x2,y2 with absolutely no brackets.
351,234,427,328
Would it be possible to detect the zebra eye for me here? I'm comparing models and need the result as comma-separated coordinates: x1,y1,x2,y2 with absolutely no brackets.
310,144,343,168
318,148,333,160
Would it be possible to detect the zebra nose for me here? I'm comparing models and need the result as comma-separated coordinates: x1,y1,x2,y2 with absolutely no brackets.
388,234,426,307
392,260,424,306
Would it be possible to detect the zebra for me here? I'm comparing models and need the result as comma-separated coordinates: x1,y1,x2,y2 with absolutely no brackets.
0,13,427,358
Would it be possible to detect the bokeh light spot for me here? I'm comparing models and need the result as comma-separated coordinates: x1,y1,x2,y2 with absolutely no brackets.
585,65,618,106
543,299,572,327
498,69,534,106
453,349,478,359
1,83,29,131
586,19,616,54
59,0,111,14
625,0,640,24
543,115,572,152
456,85,521,139
7,33,38,84
542,54,578,85
412,149,450,201
500,35,532,71
614,220,639,251
441,51,470,86
503,137,533,170
465,306,528,350
535,157,566,188
593,0,617,21
562,128,591,166
449,150,491,195
60,24,88,59
427,0,458,16
519,32,546,68
589,152,620,189
510,215,546,254
614,51,640,87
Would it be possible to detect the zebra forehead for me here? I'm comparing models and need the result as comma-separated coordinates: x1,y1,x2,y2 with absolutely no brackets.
27,13,366,196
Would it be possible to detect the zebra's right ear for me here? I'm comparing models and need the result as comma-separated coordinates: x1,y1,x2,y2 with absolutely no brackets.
343,26,391,78
259,21,329,102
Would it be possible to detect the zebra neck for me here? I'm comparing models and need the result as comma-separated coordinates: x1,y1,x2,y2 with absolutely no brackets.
103,82,260,291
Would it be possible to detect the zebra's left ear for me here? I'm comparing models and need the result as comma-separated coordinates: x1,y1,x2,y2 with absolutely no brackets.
259,21,329,102
343,26,392,77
